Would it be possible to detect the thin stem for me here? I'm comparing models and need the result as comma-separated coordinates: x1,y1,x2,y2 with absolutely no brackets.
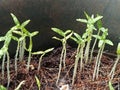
109,55,120,80
56,45,65,84
2,54,6,79
84,40,91,64
38,54,44,71
80,44,85,72
63,42,66,68
7,52,10,89
72,44,81,85
96,44,105,79
93,48,101,81
90,30,100,62
15,41,20,74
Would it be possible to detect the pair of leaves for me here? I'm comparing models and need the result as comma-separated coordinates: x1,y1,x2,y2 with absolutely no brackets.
52,28,73,42
71,33,85,44
76,12,103,25
32,48,54,55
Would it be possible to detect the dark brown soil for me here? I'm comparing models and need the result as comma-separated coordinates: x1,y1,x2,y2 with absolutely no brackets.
0,46,120,90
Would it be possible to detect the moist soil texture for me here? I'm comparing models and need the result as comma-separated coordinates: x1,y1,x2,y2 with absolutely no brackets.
0,45,120,90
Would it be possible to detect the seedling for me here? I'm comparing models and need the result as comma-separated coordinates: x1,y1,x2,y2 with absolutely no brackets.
11,13,30,61
25,31,39,71
32,48,54,71
109,43,120,80
76,12,103,63
35,76,41,90
15,80,26,90
92,28,113,80
70,32,86,85
51,28,73,84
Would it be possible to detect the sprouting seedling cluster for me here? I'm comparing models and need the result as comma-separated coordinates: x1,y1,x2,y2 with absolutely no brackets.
0,12,119,89
76,12,103,64
92,27,113,80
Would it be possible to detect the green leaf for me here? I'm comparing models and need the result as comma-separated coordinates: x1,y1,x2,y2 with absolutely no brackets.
65,31,73,40
93,35,101,40
30,31,39,37
84,11,90,19
44,48,54,53
74,33,82,40
12,30,23,36
109,81,115,90
97,15,103,29
52,36,61,41
117,43,120,55
93,15,103,23
76,19,87,23
51,28,65,37
0,36,5,42
32,51,44,55
105,40,113,46
21,20,30,28
0,85,7,90
35,76,41,90
12,36,19,41
71,36,79,44
98,40,104,48
11,13,20,26
65,30,72,35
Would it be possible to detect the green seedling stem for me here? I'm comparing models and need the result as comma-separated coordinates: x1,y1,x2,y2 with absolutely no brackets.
35,76,41,90
76,12,103,64
70,32,86,85
6,52,10,89
109,43,120,80
92,28,113,80
2,54,6,79
32,48,54,71
51,28,73,84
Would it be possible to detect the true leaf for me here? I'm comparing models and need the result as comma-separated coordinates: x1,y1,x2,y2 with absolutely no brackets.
51,28,65,37
11,13,20,26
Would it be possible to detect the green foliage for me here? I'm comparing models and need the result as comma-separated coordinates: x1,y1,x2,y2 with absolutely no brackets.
76,12,103,63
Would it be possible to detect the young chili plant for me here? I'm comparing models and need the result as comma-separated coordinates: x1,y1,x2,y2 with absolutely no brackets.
11,13,30,61
25,31,39,71
32,48,54,71
92,27,113,80
51,28,73,84
109,42,120,80
76,12,103,64
70,32,86,85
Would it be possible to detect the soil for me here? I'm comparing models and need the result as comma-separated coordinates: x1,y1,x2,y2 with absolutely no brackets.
0,45,120,90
